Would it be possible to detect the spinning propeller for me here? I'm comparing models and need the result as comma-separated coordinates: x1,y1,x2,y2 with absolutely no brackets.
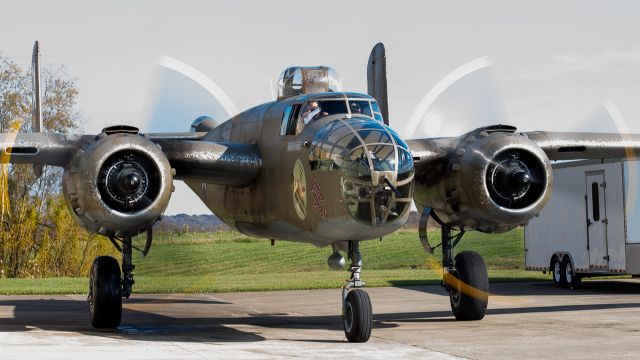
143,55,240,215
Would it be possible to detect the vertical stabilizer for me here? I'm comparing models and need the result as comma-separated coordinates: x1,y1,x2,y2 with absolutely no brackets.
367,43,389,125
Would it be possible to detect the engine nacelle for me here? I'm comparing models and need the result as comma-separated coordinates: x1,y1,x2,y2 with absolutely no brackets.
414,127,552,233
62,132,173,237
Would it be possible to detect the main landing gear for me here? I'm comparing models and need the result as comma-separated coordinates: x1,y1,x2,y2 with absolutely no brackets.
341,241,372,342
88,235,139,329
440,224,489,320
419,208,489,320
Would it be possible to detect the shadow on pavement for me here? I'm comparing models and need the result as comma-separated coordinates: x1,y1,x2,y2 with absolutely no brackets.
389,279,640,297
2,282,640,343
0,298,263,343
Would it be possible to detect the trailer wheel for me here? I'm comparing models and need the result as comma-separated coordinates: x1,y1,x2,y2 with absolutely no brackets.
551,256,567,288
562,257,581,289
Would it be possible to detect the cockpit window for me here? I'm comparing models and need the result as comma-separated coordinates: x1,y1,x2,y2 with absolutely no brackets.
294,100,348,134
370,101,383,122
295,98,384,135
371,101,381,113
300,100,348,125
349,101,373,117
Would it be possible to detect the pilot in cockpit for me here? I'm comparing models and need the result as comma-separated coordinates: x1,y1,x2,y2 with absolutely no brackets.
301,101,327,124
349,102,362,115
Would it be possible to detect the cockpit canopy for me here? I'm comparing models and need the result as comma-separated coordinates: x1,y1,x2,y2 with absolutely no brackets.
277,66,342,100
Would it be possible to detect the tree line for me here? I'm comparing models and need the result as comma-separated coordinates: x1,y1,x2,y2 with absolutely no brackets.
0,54,115,278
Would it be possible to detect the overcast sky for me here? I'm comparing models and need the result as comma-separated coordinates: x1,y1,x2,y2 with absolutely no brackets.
2,0,640,214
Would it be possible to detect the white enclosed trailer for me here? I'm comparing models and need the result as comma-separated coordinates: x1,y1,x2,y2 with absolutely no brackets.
525,158,640,287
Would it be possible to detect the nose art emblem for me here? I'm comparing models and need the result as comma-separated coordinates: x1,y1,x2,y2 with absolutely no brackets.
292,159,307,220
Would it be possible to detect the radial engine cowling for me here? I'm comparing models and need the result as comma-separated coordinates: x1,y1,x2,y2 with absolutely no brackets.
414,127,552,233
62,132,173,237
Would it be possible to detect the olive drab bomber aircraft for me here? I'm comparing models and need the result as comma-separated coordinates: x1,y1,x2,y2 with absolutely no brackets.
3,42,640,342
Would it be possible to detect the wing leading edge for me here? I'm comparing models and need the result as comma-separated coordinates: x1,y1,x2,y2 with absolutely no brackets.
525,131,640,161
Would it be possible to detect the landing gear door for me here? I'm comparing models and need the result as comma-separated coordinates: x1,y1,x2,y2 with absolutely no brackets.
586,172,609,270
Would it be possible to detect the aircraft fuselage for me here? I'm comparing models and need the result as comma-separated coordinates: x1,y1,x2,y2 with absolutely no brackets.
186,92,414,246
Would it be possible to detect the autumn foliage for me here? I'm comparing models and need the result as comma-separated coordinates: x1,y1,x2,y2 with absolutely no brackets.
0,55,114,278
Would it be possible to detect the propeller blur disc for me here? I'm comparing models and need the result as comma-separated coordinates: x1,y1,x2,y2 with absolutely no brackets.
144,55,239,133
404,57,506,139
144,56,240,215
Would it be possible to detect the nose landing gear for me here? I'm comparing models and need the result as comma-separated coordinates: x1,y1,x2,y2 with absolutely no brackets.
341,240,372,342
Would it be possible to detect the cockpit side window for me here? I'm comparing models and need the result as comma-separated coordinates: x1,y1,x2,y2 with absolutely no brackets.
282,104,301,136
280,106,293,135
370,101,383,122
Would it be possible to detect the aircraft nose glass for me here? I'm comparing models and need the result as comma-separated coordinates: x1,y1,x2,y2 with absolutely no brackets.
308,118,414,225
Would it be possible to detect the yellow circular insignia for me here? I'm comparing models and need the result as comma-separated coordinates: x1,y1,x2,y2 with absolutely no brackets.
292,159,307,220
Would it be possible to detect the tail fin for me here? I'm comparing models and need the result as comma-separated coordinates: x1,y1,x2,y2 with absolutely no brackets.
367,43,389,125
31,41,43,177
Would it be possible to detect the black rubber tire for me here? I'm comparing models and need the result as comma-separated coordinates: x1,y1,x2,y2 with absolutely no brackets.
551,256,567,288
343,289,372,342
89,256,122,329
561,257,581,289
449,251,489,321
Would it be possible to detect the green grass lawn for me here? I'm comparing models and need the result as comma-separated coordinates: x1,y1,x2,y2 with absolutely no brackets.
0,228,550,295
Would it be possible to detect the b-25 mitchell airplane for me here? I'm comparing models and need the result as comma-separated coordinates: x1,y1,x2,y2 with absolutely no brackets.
2,42,640,342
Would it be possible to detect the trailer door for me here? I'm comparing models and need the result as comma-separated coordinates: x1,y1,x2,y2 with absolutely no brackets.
586,172,609,270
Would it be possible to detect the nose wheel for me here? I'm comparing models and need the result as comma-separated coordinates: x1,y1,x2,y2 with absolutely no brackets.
341,240,373,342
88,256,122,328
87,235,138,329
343,288,372,342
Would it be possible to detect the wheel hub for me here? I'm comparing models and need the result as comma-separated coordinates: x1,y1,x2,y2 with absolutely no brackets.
554,261,561,282
343,301,354,333
565,262,573,284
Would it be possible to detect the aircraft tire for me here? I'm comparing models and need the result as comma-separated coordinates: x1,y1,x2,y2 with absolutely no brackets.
449,251,489,321
89,256,122,328
343,289,372,342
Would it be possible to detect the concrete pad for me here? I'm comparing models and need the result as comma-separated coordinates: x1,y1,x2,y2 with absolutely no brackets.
1,280,640,359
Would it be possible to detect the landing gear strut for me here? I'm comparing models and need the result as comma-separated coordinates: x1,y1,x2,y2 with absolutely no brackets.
342,240,372,342
88,235,137,329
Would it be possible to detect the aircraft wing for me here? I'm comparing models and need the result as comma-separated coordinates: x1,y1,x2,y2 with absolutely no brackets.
149,134,261,187
407,129,640,175
0,132,80,167
406,126,640,237
0,130,262,187
524,131,640,161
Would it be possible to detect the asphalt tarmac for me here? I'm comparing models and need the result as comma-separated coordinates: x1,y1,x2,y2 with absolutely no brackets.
1,280,640,359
